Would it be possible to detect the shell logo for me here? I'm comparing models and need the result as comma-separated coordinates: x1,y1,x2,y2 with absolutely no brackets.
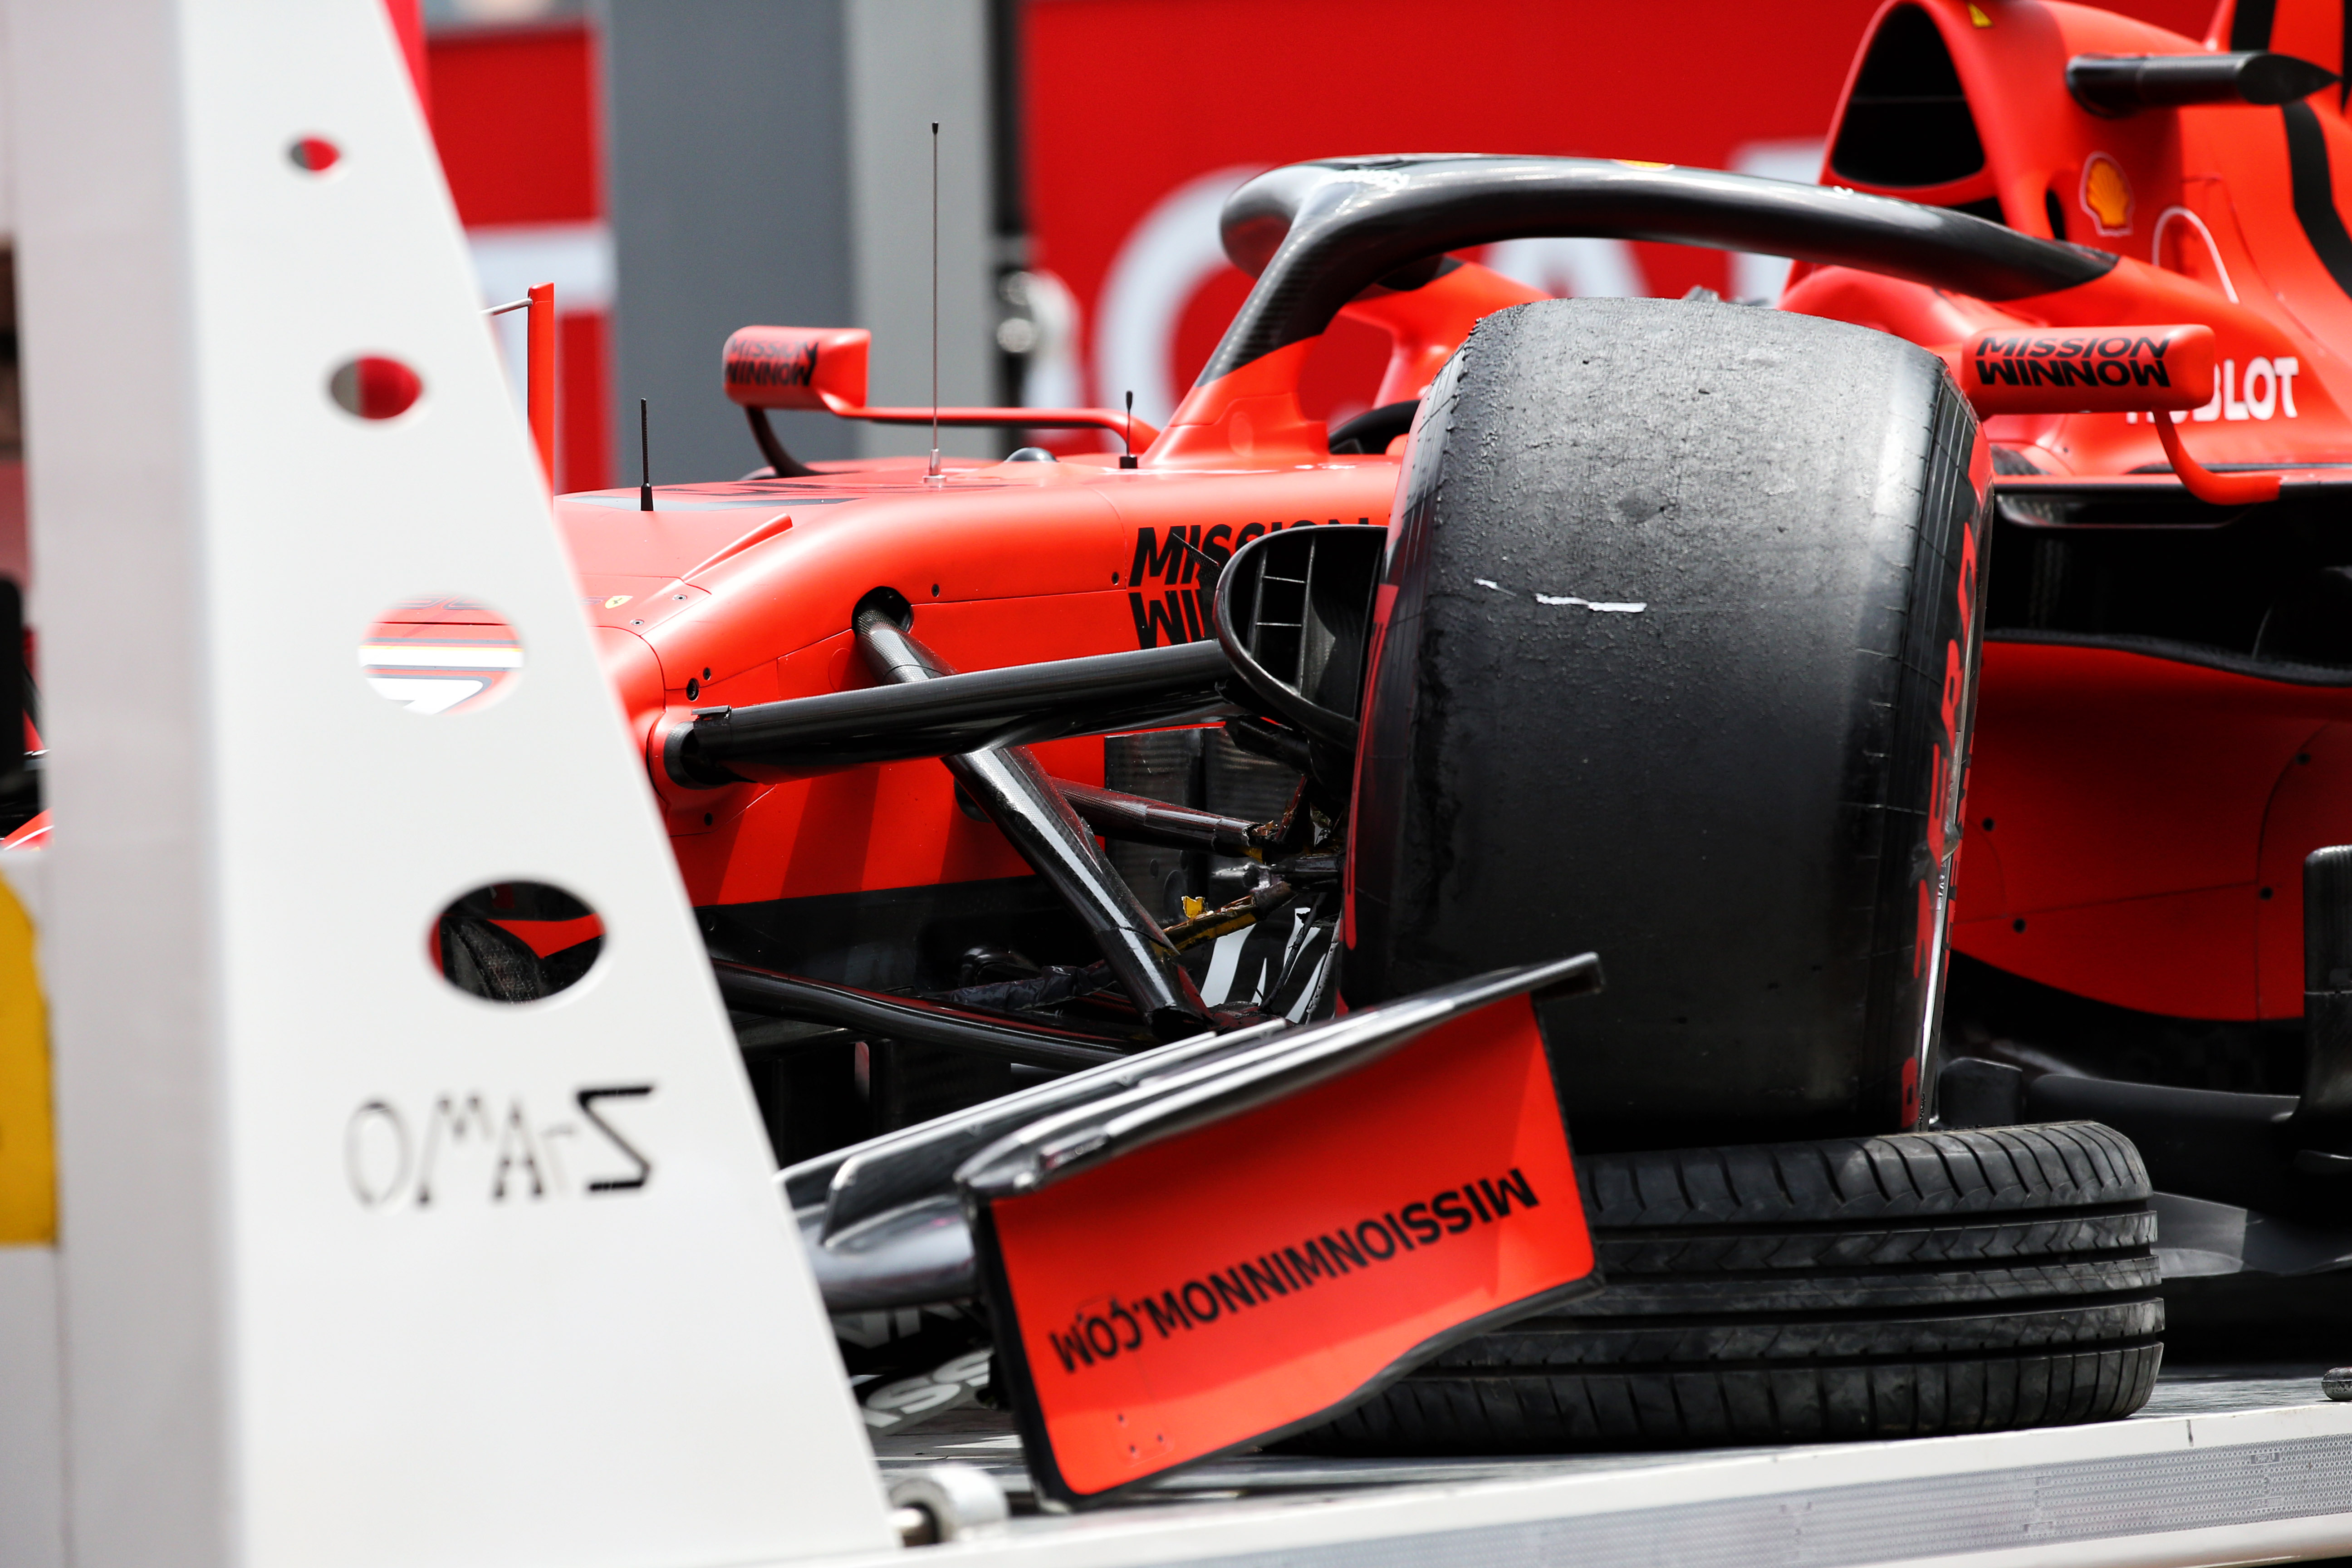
2080,153,2134,236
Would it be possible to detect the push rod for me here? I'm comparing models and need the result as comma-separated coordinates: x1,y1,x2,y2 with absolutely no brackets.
663,637,1232,784
714,961,1129,1068
1055,779,1269,857
855,599,1213,1041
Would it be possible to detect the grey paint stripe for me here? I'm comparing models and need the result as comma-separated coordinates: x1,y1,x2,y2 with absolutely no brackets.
1169,1434,2352,1568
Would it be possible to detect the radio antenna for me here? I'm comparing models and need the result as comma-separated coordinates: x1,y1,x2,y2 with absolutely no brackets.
638,397,653,511
1121,390,1137,468
926,120,942,485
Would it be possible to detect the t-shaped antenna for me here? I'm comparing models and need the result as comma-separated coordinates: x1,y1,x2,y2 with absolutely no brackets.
926,120,942,485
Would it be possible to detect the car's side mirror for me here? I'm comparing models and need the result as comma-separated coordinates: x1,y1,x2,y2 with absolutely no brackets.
721,325,871,414
1953,323,2214,416
1213,524,1386,749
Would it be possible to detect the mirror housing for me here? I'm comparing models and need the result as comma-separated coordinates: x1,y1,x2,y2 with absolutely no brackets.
1213,524,1386,749
1956,323,2213,415
722,325,871,413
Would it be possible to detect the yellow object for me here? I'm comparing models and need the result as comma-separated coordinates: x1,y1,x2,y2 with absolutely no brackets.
1614,159,1673,171
1968,3,1992,26
1181,895,1205,920
0,872,52,1244
2082,154,2134,235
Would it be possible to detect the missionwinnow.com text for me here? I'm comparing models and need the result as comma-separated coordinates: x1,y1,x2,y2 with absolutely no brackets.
1043,1168,1542,1375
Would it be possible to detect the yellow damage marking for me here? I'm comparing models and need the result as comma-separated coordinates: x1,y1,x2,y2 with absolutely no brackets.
0,872,52,1244
1967,3,1992,26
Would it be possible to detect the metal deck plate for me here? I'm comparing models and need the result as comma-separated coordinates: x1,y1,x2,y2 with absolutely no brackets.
851,1367,2352,1566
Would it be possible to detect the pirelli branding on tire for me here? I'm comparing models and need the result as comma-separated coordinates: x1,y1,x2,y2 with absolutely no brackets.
969,990,1601,1507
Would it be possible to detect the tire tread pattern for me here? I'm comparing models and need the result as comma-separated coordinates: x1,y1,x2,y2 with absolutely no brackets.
1312,1344,2161,1453
1292,1126,2163,1455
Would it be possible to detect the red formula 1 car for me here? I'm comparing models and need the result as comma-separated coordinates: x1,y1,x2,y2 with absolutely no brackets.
103,0,2352,1465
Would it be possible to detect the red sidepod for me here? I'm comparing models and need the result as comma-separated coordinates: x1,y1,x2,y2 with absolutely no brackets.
1952,641,2352,1020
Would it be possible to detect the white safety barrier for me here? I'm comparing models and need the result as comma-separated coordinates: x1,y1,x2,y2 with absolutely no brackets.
0,3,891,1564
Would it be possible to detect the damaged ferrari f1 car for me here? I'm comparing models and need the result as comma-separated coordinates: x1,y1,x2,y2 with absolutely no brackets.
304,0,2352,1485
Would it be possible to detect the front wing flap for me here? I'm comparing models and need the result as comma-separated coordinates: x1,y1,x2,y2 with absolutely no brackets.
958,954,1606,1507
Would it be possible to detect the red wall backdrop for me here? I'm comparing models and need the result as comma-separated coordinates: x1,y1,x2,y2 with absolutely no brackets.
432,26,602,223
1020,0,2220,438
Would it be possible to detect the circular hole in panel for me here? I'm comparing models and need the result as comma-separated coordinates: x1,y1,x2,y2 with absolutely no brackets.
431,882,603,1003
289,136,342,173
361,600,522,714
329,355,423,420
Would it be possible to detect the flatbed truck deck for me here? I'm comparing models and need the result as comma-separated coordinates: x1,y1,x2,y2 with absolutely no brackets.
857,1368,2352,1566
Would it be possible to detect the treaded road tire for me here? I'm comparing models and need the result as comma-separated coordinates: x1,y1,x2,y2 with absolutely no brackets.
1347,297,1991,1149
1295,1122,2161,1454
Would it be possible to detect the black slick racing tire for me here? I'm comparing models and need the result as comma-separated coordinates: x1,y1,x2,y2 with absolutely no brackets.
1347,297,1990,1149
1294,1122,2161,1454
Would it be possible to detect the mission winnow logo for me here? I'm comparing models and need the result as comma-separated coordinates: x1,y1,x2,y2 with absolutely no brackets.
724,335,819,392
1971,332,2185,390
1127,517,1370,648
1041,1167,1541,1374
